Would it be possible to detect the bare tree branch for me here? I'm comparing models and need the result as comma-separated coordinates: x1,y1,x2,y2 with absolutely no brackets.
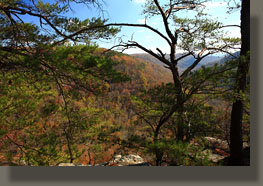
107,41,171,67
55,22,172,47
219,24,241,29
175,52,193,62
153,0,176,44
180,52,210,79
0,4,69,39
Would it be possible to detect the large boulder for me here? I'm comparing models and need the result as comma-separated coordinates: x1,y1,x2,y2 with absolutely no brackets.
204,137,229,151
108,154,150,166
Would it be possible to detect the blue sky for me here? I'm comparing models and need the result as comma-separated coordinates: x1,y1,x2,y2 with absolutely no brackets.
74,0,241,54
23,0,241,54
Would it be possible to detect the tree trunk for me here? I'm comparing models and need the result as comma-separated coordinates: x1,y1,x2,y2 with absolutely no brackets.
176,109,185,141
176,92,185,141
229,0,250,166
155,151,163,166
154,128,163,166
170,65,185,141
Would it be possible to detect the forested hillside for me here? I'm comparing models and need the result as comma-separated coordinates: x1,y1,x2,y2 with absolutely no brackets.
0,47,174,165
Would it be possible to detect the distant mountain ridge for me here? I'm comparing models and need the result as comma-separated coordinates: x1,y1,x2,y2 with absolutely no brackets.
131,52,239,73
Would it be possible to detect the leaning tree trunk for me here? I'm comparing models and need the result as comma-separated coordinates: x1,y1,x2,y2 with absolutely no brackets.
229,0,250,166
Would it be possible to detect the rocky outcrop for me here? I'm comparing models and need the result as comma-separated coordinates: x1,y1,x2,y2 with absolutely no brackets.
107,154,150,166
204,137,229,151
57,154,150,166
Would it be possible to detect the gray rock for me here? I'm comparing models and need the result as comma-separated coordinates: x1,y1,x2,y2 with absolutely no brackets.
204,137,229,151
111,154,145,166
58,163,76,166
208,153,226,163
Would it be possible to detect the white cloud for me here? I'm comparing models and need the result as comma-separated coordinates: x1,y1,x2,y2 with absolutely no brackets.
133,0,146,4
137,17,161,26
228,30,241,38
201,1,227,14
202,1,227,8
138,18,147,24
